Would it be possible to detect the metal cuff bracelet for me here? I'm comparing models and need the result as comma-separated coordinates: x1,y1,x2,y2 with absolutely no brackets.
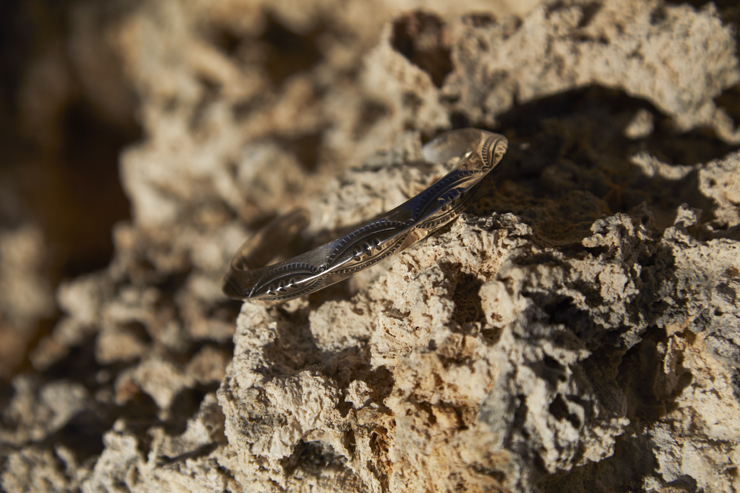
222,128,508,305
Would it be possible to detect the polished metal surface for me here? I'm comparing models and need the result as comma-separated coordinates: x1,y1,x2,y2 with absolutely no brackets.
223,128,508,305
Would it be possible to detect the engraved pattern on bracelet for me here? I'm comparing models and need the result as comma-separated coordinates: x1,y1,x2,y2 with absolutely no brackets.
325,219,409,274
222,128,508,305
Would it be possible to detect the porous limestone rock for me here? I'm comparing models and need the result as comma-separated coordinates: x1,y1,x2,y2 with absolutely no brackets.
2,0,740,492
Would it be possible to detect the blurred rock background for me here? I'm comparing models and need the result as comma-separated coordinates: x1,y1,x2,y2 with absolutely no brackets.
0,0,141,380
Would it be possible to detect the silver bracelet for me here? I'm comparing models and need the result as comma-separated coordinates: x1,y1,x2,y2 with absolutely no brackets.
222,128,508,305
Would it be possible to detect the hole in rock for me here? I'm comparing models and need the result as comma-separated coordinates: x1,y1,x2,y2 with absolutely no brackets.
451,272,484,327
55,409,109,460
391,11,453,88
261,15,324,86
280,440,347,478
714,83,740,130
277,131,323,172
354,100,390,139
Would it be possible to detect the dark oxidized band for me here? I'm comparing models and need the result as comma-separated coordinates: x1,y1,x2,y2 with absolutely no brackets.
222,128,508,305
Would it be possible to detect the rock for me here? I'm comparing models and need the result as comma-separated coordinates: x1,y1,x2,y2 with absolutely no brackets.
3,0,740,492
0,225,54,378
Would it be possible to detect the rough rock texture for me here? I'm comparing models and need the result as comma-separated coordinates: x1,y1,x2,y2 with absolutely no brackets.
2,0,740,492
